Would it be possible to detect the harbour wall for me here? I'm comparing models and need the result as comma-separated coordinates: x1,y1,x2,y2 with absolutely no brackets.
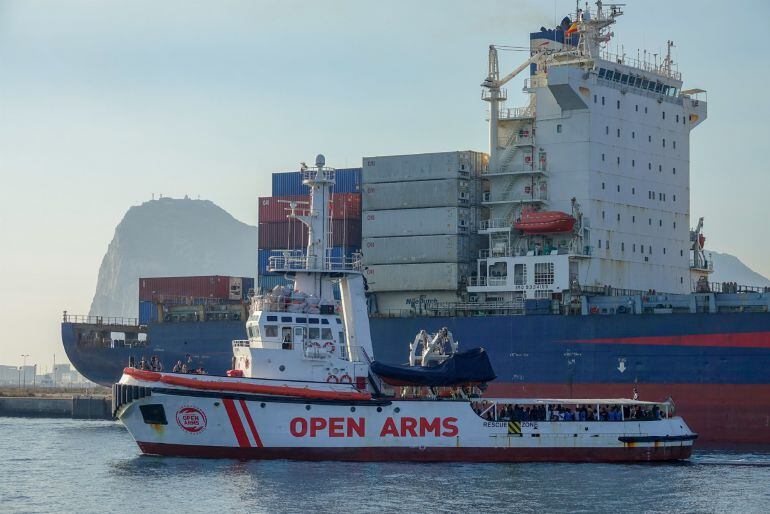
0,396,113,420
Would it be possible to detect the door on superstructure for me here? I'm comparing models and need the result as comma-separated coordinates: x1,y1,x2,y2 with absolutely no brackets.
294,327,305,349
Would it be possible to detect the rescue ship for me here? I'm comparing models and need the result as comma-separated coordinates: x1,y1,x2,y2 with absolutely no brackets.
114,155,696,462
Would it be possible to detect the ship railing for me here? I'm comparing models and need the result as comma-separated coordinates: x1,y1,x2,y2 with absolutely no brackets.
599,50,682,81
140,295,241,306
479,218,511,230
301,167,335,184
498,105,534,120
62,313,139,326
372,301,525,318
523,76,548,90
483,190,548,203
708,282,770,294
689,258,714,271
268,253,361,272
483,162,546,175
468,276,508,287
481,87,508,102
250,295,341,314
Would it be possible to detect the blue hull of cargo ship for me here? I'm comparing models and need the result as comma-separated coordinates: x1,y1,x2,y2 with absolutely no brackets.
62,312,770,442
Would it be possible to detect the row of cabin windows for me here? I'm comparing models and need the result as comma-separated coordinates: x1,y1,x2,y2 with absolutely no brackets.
492,262,555,286
264,314,342,325
601,209,678,229
262,325,335,341
600,182,677,203
601,153,678,175
597,239,685,258
601,125,677,149
595,68,682,103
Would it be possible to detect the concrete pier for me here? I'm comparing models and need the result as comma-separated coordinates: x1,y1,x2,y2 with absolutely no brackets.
0,396,113,420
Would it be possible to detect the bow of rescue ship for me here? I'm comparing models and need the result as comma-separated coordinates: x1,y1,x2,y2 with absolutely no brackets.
113,155,696,462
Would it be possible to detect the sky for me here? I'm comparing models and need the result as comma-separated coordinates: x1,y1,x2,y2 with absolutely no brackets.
0,0,769,369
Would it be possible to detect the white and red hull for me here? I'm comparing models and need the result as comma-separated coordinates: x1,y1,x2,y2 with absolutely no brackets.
115,375,696,463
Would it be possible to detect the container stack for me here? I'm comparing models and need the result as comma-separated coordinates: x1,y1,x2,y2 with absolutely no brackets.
138,275,254,325
360,151,486,311
257,168,363,293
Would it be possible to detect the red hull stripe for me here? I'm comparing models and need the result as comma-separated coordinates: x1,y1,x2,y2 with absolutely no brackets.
122,367,371,401
239,399,263,448
222,399,250,448
135,442,692,462
560,331,770,349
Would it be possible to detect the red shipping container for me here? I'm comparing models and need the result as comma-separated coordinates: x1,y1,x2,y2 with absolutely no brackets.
258,193,361,223
139,276,232,301
258,219,361,250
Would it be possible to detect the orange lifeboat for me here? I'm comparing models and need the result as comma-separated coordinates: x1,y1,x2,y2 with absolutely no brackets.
514,209,576,234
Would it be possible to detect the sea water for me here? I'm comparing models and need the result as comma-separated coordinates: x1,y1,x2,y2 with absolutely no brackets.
0,417,768,513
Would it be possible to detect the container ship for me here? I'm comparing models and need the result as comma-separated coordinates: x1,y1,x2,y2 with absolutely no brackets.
62,3,770,444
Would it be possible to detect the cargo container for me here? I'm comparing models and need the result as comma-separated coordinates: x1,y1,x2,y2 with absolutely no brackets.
362,178,479,210
138,300,159,325
362,235,472,265
362,151,487,184
362,207,475,238
139,276,253,302
364,262,469,292
271,168,361,196
259,219,361,249
258,193,361,223
259,246,358,276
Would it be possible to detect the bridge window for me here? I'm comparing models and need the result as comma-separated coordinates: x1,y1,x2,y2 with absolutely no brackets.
322,328,333,340
598,68,606,78
309,318,319,324
534,262,555,285
308,327,320,340
281,316,292,322
264,325,278,338
266,315,277,322
296,317,307,323
321,319,329,325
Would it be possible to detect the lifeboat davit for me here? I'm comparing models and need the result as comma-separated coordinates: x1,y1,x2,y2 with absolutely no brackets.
514,209,576,234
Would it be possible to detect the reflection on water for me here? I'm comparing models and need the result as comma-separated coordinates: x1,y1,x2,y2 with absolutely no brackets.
1,418,768,513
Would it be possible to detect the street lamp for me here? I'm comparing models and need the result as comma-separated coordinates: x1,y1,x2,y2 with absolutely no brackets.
21,354,29,390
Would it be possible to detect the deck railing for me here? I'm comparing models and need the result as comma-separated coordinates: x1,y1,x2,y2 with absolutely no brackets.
62,313,139,326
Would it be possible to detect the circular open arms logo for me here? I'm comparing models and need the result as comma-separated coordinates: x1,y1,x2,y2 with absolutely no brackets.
176,406,207,434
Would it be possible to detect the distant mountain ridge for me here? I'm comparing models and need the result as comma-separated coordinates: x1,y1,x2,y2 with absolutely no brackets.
89,198,257,318
88,198,769,318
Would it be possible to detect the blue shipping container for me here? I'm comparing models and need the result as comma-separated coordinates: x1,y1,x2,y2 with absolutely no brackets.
271,168,362,196
242,277,255,298
139,300,159,325
258,247,358,276
257,275,293,292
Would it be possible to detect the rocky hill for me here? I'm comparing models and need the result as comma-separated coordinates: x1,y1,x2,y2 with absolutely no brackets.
88,197,257,318
709,251,770,287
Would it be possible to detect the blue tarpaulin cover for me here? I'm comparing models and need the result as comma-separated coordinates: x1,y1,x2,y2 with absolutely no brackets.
370,348,497,387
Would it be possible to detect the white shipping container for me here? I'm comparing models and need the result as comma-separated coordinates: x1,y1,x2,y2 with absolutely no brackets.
362,151,487,184
364,262,469,292
362,235,471,265
372,290,463,313
362,207,474,238
362,178,479,210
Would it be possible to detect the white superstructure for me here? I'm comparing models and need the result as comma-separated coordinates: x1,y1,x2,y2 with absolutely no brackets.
469,1,708,302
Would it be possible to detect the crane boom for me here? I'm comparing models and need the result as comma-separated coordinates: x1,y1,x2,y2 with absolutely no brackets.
497,53,540,88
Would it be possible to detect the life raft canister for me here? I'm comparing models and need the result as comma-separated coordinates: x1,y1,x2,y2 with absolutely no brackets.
338,374,352,384
323,341,336,353
326,374,339,383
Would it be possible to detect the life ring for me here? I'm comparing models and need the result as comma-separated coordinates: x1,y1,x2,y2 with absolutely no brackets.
311,341,321,349
326,374,339,383
338,374,352,383
323,341,336,353
590,306,599,314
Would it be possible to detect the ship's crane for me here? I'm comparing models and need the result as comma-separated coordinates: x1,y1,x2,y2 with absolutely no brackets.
481,47,541,171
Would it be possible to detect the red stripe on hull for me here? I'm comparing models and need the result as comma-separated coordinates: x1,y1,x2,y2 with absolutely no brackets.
239,399,263,448
136,442,692,462
222,398,250,448
562,331,770,349
486,383,770,444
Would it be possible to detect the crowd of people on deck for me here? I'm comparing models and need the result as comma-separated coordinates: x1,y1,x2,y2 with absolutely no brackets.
130,354,207,375
472,402,665,422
